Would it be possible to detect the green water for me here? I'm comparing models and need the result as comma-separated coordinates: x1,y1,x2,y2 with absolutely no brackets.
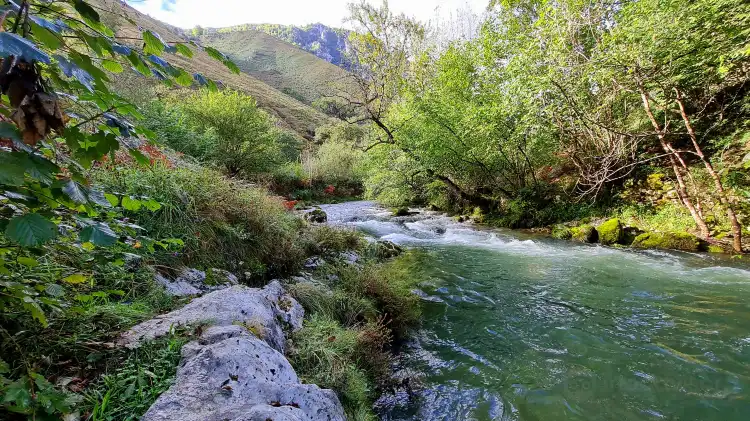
321,202,750,421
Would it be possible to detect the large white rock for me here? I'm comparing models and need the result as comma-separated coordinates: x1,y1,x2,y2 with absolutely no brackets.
118,281,304,353
141,325,346,421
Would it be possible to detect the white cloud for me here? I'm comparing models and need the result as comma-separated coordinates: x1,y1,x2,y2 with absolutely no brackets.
126,0,489,29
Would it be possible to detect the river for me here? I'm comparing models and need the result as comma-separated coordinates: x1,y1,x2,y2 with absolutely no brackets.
319,201,750,421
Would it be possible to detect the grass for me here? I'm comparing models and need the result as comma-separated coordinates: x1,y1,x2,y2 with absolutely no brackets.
288,251,426,418
197,30,354,105
94,163,307,277
84,335,188,421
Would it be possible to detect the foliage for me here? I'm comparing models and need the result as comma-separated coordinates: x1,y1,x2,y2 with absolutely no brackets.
84,335,187,421
94,164,306,276
177,90,285,177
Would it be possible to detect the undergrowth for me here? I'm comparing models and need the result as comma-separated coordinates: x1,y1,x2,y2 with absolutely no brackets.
288,251,426,418
83,335,188,421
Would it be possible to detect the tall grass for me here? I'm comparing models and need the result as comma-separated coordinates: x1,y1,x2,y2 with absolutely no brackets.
94,164,306,276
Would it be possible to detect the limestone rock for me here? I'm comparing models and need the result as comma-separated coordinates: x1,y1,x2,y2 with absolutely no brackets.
118,281,303,352
141,325,345,421
155,267,239,297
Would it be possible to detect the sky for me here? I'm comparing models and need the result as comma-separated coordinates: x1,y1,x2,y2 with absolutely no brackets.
126,0,490,29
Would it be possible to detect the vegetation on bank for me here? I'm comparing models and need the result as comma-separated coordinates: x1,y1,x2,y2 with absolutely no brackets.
338,0,749,253
289,247,425,419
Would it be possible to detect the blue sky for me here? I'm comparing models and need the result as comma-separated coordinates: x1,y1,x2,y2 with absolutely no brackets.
127,0,488,29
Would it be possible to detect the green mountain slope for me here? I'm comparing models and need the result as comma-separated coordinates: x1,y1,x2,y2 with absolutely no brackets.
196,30,352,105
93,0,332,140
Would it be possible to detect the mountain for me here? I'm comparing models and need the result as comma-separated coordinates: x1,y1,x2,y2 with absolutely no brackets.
197,23,352,69
92,0,333,141
193,29,352,105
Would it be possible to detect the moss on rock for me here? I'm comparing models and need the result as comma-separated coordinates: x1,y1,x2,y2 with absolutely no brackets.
571,225,598,243
551,225,572,240
707,244,727,254
597,218,624,245
631,232,700,252
393,207,411,216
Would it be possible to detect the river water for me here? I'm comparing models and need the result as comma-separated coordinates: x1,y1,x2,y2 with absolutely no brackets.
319,201,750,421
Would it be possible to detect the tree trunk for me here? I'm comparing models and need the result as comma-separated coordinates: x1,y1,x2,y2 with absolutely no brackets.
674,90,743,252
639,88,710,238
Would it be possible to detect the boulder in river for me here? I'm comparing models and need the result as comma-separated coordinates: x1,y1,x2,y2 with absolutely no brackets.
375,240,404,259
597,218,624,245
571,224,599,243
631,231,701,252
305,208,328,223
141,325,346,421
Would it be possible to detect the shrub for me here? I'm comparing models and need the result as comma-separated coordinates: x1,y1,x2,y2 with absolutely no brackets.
303,140,365,186
301,225,364,257
94,164,306,276
289,283,377,328
177,90,285,177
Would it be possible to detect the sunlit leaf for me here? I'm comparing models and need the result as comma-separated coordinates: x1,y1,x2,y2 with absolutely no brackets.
101,59,124,73
143,30,167,56
121,196,142,211
73,0,100,24
62,274,87,284
175,43,194,58
17,256,39,267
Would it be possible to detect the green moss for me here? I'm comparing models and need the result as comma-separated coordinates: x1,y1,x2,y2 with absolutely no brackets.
708,245,727,254
571,225,598,243
551,225,572,240
597,218,624,245
631,232,700,252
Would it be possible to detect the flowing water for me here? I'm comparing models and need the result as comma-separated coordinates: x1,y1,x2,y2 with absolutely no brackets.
320,201,750,421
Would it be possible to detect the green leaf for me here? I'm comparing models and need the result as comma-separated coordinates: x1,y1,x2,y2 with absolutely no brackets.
143,30,167,56
121,196,142,212
5,213,58,247
30,22,62,51
0,151,27,186
45,283,65,297
174,68,194,87
73,0,100,24
17,256,39,267
128,148,150,166
0,122,21,141
62,274,87,284
143,198,162,211
224,59,241,75
62,180,89,204
175,43,194,58
21,298,48,327
204,46,225,62
102,59,124,73
104,193,120,207
0,359,9,374
80,223,118,247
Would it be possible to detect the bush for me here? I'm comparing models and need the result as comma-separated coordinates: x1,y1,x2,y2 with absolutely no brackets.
301,225,364,257
289,282,377,328
94,164,306,276
177,90,286,177
303,140,365,186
